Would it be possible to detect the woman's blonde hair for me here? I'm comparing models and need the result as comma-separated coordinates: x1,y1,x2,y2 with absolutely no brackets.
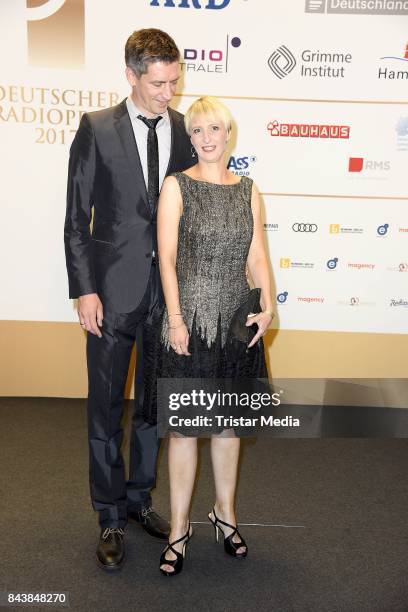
184,96,233,135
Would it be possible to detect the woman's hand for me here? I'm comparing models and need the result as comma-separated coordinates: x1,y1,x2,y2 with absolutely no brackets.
169,322,191,356
245,311,274,348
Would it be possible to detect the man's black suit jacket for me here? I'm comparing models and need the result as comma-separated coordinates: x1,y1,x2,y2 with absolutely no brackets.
64,99,194,313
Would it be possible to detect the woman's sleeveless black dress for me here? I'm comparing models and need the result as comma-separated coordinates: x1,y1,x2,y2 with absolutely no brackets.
143,172,268,426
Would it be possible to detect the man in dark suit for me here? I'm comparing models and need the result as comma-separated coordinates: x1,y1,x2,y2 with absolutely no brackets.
64,29,194,571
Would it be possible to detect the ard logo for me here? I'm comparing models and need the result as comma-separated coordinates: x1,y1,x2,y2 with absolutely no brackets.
150,0,230,7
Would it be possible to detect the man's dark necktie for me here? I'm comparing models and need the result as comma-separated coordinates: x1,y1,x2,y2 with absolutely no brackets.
138,115,162,213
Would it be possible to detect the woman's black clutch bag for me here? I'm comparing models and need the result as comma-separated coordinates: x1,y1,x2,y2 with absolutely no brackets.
226,288,262,359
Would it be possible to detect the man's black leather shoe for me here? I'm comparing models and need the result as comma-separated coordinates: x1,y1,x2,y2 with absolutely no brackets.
96,527,125,571
128,507,170,540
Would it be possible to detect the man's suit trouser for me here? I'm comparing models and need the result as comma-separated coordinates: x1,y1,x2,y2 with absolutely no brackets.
86,265,162,529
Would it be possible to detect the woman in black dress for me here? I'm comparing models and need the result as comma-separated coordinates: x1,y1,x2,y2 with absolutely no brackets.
156,96,274,575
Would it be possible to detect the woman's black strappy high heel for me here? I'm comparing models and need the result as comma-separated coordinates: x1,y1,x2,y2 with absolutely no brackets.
159,524,192,576
208,508,247,559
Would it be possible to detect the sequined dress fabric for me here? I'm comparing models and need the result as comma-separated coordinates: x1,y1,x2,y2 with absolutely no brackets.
142,172,268,424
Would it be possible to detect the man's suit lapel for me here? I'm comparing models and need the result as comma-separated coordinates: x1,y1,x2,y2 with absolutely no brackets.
114,99,151,216
166,108,189,178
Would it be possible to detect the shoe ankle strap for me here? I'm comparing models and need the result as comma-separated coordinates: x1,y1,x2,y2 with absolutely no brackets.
167,524,191,549
212,508,237,533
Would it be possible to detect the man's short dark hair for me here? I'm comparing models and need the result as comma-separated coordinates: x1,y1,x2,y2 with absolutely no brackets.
125,29,180,77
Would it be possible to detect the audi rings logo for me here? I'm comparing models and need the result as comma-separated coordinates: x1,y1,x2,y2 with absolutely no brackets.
292,223,318,233
268,45,296,79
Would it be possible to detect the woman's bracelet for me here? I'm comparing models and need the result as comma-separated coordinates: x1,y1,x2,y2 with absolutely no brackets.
168,313,183,318
169,321,185,330
263,309,275,318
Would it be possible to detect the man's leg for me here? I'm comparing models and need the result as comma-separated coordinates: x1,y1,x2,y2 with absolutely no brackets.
127,264,169,538
87,309,140,571
127,324,161,510
87,311,136,530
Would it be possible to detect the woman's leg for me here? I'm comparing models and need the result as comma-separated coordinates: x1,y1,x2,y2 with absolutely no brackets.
160,436,197,573
210,436,246,554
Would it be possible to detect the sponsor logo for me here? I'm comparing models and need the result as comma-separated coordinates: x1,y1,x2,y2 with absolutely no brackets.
305,0,326,12
347,262,375,270
377,223,389,235
268,46,296,79
264,223,279,232
387,262,408,272
297,296,325,303
277,291,289,303
305,0,408,15
390,298,408,307
0,2,117,145
292,223,318,232
348,157,391,174
280,258,315,269
26,0,85,69
267,121,350,139
396,117,408,151
338,296,376,307
379,43,408,80
180,36,241,74
327,257,338,269
268,45,352,80
330,224,363,234
399,227,408,233
227,154,257,176
150,0,230,8
349,157,363,172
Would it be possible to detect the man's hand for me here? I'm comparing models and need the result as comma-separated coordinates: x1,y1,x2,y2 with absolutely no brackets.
78,293,104,337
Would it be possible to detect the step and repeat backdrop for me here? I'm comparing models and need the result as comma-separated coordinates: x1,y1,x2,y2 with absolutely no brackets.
0,0,407,338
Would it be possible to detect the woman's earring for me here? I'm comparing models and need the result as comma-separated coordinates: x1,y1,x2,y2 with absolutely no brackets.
191,146,197,158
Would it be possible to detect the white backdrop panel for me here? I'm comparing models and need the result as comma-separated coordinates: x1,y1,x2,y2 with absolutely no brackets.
0,0,406,332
